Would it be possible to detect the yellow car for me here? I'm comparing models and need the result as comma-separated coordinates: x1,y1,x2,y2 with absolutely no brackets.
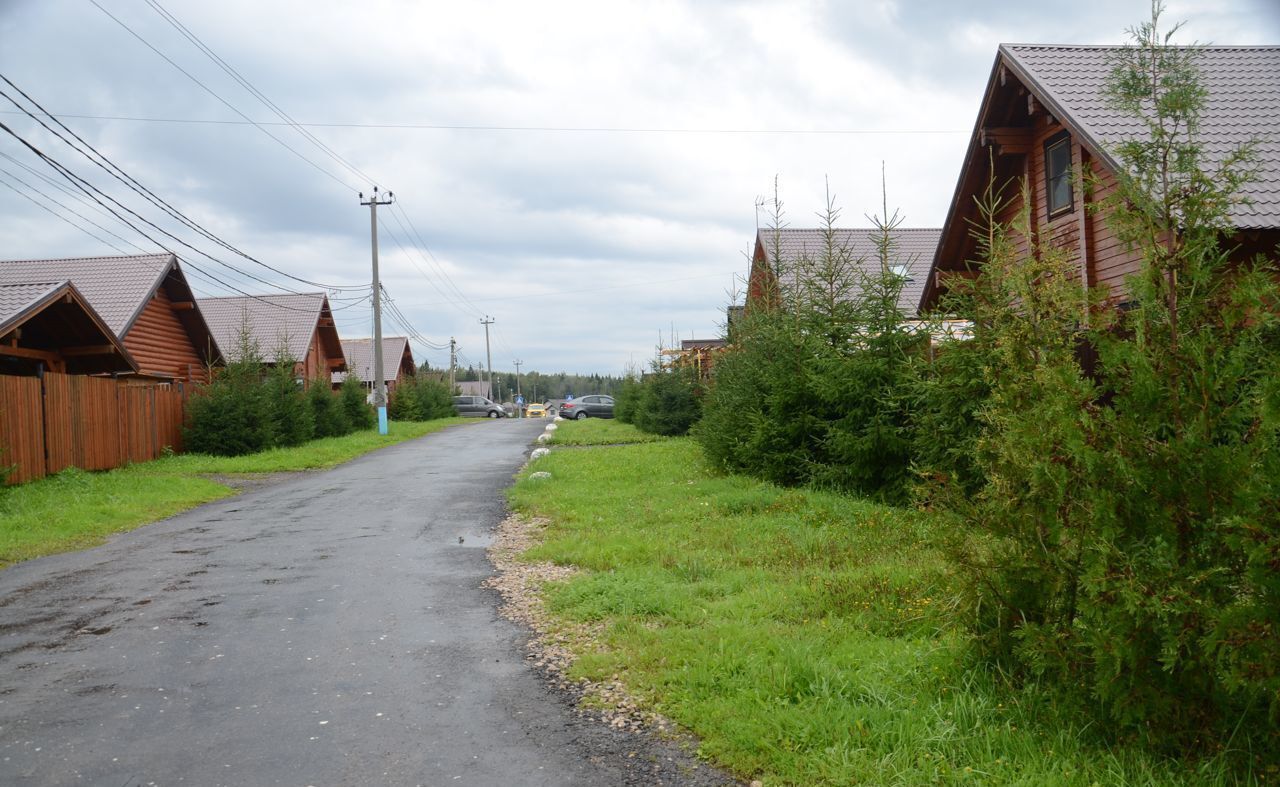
524,403,548,418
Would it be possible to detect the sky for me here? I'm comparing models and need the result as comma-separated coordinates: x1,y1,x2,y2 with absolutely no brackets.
0,0,1276,376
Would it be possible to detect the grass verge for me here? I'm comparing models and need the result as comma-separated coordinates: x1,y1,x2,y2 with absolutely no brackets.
508,437,1246,786
547,418,667,446
0,418,469,568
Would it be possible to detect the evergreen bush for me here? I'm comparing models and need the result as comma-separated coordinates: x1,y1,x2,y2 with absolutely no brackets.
265,353,313,447
632,367,703,436
939,5,1280,756
307,377,347,438
339,372,375,430
184,334,274,456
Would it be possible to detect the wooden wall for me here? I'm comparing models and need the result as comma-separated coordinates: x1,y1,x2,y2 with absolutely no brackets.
123,286,209,384
0,373,187,485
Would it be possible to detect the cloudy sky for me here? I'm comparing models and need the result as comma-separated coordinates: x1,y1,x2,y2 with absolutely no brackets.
1,0,1276,375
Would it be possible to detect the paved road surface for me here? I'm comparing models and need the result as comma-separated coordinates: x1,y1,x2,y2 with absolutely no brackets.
0,420,732,786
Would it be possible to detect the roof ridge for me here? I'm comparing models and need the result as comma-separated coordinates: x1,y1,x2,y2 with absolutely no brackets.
1002,43,1280,50
0,252,172,264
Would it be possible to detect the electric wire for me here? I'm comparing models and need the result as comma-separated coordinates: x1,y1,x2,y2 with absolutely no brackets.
88,0,359,193
142,0,381,189
0,75,366,292
0,169,132,254
0,164,149,253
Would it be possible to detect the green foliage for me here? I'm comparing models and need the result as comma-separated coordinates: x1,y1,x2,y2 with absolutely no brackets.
504,435,1247,785
339,372,375,430
613,376,642,424
940,5,1280,761
696,181,924,502
388,372,456,421
307,377,347,438
264,355,312,448
184,332,275,456
632,367,703,436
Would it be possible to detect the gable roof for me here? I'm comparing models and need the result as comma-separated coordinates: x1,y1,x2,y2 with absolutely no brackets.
332,336,413,385
0,252,181,332
754,227,941,318
199,292,340,364
919,44,1280,314
1000,44,1280,229
0,280,138,374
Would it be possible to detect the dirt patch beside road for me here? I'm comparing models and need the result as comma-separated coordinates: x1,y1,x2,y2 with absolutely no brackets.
198,470,313,494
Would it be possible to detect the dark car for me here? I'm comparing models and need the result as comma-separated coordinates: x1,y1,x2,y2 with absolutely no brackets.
452,395,506,418
558,395,614,420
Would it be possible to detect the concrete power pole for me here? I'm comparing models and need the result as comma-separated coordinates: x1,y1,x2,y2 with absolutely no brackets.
513,358,523,418
448,337,456,393
360,187,394,435
480,316,494,400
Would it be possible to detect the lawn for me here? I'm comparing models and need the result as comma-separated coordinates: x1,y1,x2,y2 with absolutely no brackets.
546,417,668,446
507,430,1246,786
0,418,469,568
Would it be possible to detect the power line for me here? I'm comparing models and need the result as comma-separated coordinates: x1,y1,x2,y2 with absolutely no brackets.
0,165,149,253
0,110,969,136
87,0,359,193
0,169,133,254
141,0,381,189
0,75,365,292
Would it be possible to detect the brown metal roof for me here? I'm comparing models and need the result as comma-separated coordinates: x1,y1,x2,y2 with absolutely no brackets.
0,280,139,374
332,336,413,385
0,253,176,335
198,292,335,363
1002,45,1280,228
755,227,941,318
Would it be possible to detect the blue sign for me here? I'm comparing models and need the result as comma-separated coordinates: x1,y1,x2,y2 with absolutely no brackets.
516,395,524,406
565,394,574,401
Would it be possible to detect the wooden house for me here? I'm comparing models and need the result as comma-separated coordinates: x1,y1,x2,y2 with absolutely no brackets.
332,336,415,393
199,292,345,384
747,227,941,318
0,253,221,382
920,45,1280,313
0,280,137,375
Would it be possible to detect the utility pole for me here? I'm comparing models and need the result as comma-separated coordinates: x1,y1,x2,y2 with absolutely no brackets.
480,316,494,401
448,337,457,392
360,186,394,435
513,358,523,418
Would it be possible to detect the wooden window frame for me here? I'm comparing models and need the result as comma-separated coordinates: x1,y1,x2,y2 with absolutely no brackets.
1044,130,1074,219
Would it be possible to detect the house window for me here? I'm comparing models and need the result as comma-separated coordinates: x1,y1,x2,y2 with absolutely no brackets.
1044,131,1073,218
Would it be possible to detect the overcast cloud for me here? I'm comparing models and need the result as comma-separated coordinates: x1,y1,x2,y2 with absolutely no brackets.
1,0,1276,375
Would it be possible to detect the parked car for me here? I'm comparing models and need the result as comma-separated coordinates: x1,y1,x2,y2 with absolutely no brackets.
452,395,506,418
558,395,615,420
525,403,548,418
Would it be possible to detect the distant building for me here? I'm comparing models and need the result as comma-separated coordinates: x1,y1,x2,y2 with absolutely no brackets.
332,336,415,393
456,380,492,399
199,292,345,385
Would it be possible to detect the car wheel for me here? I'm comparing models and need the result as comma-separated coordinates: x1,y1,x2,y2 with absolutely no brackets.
488,410,501,418
575,411,588,420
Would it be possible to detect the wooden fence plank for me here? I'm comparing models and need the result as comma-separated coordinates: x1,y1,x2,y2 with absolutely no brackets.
0,375,45,484
1,373,188,485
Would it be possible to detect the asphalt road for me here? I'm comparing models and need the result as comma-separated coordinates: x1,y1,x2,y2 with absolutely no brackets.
0,419,734,786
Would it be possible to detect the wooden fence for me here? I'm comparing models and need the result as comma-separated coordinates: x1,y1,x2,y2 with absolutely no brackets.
0,372,187,485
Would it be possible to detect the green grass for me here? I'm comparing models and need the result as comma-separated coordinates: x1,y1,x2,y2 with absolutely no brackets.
547,418,667,446
508,438,1249,786
0,418,470,567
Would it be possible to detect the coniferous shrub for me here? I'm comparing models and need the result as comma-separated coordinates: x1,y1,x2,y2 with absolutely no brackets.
307,377,346,438
265,352,313,447
388,373,419,420
633,367,703,436
184,332,274,456
413,375,457,420
613,376,643,424
339,372,375,430
939,5,1280,756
